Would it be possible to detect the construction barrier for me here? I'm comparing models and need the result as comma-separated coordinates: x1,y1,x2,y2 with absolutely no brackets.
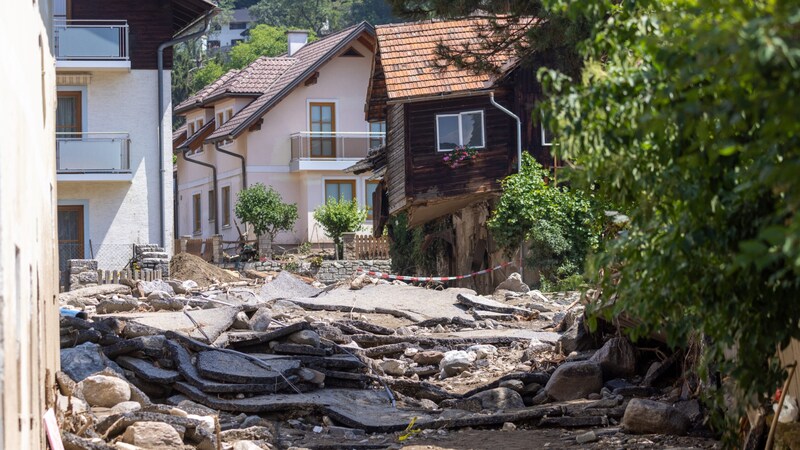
357,261,513,282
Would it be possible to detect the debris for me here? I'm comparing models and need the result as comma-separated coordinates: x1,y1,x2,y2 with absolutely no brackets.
467,387,525,410
439,350,475,377
590,336,637,379
170,252,238,287
260,271,321,301
457,293,537,318
494,272,530,293
621,398,690,435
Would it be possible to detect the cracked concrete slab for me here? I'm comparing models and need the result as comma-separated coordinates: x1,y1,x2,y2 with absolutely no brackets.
116,356,181,384
260,271,321,301
114,307,240,343
457,293,536,316
196,350,300,384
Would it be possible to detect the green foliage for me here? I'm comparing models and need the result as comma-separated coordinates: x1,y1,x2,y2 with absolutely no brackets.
234,183,298,248
249,0,347,34
535,0,800,434
189,60,225,94
387,213,439,275
489,154,598,288
313,198,367,259
227,25,310,68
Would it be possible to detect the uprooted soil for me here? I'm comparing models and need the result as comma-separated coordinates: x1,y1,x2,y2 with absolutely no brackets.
170,252,239,287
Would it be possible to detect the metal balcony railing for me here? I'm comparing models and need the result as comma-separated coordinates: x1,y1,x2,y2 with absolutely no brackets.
56,132,130,173
290,132,385,161
53,19,129,60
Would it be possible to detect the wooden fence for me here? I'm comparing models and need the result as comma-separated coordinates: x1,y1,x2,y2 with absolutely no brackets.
350,235,390,260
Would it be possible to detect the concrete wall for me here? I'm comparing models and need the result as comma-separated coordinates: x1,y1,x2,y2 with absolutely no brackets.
58,70,174,268
0,0,60,447
175,40,376,245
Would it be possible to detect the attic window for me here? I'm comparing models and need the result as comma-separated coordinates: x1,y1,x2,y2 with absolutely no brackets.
341,47,364,57
436,111,485,151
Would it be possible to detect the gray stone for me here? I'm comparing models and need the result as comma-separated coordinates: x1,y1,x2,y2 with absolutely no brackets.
674,399,702,423
137,279,175,297
233,441,264,450
413,351,444,366
260,271,321,301
110,401,141,415
468,387,525,410
249,307,273,332
96,297,139,314
122,421,183,449
557,314,600,354
576,430,598,444
196,350,299,384
522,338,554,362
232,311,250,330
621,398,690,435
61,342,125,382
287,330,320,347
439,350,474,377
165,280,188,295
499,379,525,392
544,360,603,401
116,356,181,383
297,368,325,385
380,359,408,377
494,272,529,293
148,293,184,311
80,374,131,407
590,337,637,379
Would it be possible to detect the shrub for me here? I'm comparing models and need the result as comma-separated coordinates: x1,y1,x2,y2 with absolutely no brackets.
313,198,366,259
234,183,298,256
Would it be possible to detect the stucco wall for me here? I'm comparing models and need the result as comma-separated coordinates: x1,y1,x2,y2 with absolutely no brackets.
0,0,60,447
58,69,174,267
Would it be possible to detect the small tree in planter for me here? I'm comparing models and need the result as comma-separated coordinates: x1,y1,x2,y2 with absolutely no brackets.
313,198,367,260
235,183,298,258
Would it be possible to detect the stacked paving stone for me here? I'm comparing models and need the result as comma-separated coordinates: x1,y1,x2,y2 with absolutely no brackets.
135,243,170,278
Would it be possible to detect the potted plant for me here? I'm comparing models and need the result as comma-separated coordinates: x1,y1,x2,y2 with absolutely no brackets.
442,145,478,168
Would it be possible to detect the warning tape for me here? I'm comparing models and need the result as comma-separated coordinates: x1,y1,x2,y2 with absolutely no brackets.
356,261,513,282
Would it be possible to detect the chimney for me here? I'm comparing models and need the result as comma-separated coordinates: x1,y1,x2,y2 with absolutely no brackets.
287,30,309,57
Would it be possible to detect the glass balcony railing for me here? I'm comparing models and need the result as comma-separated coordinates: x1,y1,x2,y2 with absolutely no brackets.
56,132,130,173
290,132,385,161
53,19,129,60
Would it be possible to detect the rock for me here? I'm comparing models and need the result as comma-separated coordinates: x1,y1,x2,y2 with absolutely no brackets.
111,401,141,415
557,314,600,354
182,280,198,291
165,280,188,295
233,441,264,450
80,375,131,407
61,342,125,382
147,293,184,311
287,330,320,347
521,383,542,395
523,338,554,361
350,274,368,290
499,380,525,392
467,344,497,360
249,307,273,332
413,351,444,365
380,359,407,377
576,430,598,444
502,422,517,431
674,399,702,423
468,387,525,410
494,272,529,293
544,360,603,401
590,337,636,379
297,368,325,385
621,398,690,435
122,421,184,449
232,311,250,330
96,297,139,314
137,279,175,297
439,350,474,377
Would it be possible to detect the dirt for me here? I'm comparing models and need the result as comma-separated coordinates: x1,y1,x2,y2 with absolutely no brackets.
170,252,240,287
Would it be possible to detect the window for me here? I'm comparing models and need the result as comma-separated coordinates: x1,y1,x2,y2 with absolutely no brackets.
229,22,247,30
369,121,385,149
208,40,220,49
217,109,233,129
231,39,244,46
192,193,202,234
188,122,195,135
365,180,379,220
435,110,485,151
324,180,355,203
541,125,554,146
310,102,336,157
221,186,231,228
56,91,82,135
208,189,216,222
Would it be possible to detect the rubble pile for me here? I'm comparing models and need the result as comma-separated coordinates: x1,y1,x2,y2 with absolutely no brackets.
56,270,718,449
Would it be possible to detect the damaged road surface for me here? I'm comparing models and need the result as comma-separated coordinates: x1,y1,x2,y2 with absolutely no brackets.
56,262,719,449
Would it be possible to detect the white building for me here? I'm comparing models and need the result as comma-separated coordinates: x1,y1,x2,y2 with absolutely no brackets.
54,0,216,284
208,8,254,50
174,23,383,247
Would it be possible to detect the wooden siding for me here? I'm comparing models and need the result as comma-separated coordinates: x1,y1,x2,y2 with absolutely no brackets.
386,103,407,214
71,0,175,69
405,94,516,204
504,64,554,166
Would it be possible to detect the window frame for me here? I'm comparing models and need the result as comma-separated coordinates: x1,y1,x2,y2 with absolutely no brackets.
207,189,216,223
541,123,554,147
435,110,485,152
309,102,337,158
192,193,202,235
365,180,379,220
221,185,231,228
368,121,386,150
324,179,356,203
56,90,83,134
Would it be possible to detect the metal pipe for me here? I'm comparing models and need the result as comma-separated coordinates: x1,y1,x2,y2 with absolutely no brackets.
489,92,525,280
182,150,219,235
215,142,247,189
156,11,215,248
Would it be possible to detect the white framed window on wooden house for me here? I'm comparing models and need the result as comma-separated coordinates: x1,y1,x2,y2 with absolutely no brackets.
541,125,554,146
435,110,485,151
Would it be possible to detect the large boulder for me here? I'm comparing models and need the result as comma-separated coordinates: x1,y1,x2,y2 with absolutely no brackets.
590,337,637,379
137,279,175,297
494,272,529,293
439,350,474,377
80,374,131,407
468,387,525,411
122,421,184,449
544,360,603,401
95,296,139,314
61,342,125,382
621,398,690,435
557,314,601,354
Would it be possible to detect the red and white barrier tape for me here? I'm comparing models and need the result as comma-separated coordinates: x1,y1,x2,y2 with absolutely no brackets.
356,261,513,282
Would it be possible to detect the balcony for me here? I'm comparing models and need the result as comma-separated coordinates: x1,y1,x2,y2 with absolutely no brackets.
54,19,130,71
57,132,132,182
289,132,385,172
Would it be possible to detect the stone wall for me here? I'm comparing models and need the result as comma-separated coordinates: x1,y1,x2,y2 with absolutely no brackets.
135,243,170,277
68,259,100,291
245,259,392,284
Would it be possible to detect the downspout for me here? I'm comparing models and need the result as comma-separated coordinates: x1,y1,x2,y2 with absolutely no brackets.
157,11,214,248
182,150,220,235
215,143,247,189
489,92,525,280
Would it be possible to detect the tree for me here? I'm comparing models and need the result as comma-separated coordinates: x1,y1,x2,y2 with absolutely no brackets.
313,198,367,260
488,153,599,289
534,0,800,433
188,59,225,94
249,0,348,35
234,183,298,256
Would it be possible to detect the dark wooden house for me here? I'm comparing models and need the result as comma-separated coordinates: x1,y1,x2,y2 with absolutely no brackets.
356,18,553,290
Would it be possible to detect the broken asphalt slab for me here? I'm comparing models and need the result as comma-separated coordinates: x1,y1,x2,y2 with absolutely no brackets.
288,284,476,323
260,271,321,301
457,293,537,317
107,306,240,343
196,350,300,384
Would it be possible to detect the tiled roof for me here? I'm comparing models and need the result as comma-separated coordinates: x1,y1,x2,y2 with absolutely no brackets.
204,57,296,100
177,118,217,152
206,22,375,142
375,18,528,100
174,68,240,113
